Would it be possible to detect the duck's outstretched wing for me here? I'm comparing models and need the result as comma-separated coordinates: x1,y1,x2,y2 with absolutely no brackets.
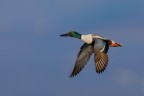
94,39,109,73
69,43,94,77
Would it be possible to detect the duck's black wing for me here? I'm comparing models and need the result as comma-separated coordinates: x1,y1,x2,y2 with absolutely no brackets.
94,38,109,73
69,43,94,77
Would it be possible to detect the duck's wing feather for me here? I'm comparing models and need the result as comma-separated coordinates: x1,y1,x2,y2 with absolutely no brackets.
69,43,94,77
94,39,109,73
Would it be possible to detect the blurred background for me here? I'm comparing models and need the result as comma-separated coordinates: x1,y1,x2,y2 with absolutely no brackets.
0,0,144,96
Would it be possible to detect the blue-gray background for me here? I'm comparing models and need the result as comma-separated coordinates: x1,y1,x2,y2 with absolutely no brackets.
0,0,144,96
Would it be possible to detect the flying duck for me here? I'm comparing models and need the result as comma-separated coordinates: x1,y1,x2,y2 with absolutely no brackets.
60,31,122,77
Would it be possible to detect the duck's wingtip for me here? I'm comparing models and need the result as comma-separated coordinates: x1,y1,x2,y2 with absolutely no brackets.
69,75,74,78
69,73,77,78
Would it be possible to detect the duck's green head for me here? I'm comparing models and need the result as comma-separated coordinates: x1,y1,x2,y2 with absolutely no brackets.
60,31,81,39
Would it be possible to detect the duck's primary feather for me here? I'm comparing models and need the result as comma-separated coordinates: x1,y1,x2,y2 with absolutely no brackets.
69,43,94,77
94,38,109,73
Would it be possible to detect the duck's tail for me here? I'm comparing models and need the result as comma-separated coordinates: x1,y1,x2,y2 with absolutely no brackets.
109,40,122,47
111,42,122,47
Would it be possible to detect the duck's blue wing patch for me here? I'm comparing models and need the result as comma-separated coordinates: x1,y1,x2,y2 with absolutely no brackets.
94,38,109,53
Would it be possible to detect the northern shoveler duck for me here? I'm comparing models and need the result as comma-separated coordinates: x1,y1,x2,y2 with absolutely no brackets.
60,31,122,77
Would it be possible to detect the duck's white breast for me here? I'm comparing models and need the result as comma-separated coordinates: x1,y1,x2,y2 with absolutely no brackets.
81,34,93,44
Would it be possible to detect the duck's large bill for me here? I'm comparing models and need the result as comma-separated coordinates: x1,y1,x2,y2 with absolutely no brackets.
60,33,70,37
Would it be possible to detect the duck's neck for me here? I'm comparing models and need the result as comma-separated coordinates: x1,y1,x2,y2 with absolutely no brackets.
72,33,82,39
